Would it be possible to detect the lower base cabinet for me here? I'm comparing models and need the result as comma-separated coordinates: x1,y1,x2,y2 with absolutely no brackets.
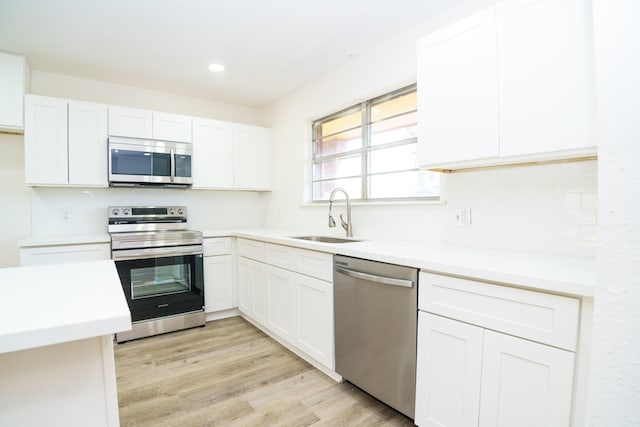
203,254,233,312
236,240,334,370
415,312,575,427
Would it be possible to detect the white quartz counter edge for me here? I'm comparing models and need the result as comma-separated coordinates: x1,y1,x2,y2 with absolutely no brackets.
0,260,132,354
215,229,596,298
18,233,111,248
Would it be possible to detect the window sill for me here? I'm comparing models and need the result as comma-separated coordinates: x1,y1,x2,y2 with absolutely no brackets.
301,199,446,208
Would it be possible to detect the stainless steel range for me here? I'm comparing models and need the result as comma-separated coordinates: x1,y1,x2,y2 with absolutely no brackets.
109,206,205,343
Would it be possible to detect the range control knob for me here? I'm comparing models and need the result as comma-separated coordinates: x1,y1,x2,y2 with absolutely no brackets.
112,208,120,216
177,208,184,215
122,208,130,216
168,208,175,216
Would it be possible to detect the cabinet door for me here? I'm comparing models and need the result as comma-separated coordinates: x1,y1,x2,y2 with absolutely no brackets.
479,330,575,427
237,256,266,323
24,95,68,185
153,112,192,143
192,118,235,189
68,101,108,187
294,273,334,369
20,244,111,266
234,124,271,190
108,106,153,139
417,7,499,168
0,52,26,131
496,0,595,158
204,255,234,312
415,312,483,427
265,265,295,342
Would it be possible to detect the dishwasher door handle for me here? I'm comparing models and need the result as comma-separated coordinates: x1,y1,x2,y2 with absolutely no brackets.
335,266,414,288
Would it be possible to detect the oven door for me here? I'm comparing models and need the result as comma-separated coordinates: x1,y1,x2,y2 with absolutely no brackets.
112,245,204,322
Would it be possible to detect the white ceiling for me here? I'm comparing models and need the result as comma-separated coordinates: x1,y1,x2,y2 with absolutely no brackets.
0,0,454,108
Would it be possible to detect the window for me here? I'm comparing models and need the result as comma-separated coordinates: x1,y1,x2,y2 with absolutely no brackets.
311,84,440,202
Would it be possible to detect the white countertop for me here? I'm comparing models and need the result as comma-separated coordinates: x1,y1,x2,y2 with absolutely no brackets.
207,228,596,298
18,233,111,248
0,260,131,354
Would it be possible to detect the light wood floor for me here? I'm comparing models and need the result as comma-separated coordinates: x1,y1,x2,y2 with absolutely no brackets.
115,316,415,427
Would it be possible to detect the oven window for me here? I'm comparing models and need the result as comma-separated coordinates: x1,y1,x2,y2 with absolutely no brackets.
130,263,191,299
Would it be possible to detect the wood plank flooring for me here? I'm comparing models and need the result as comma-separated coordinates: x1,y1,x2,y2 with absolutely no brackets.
115,316,415,427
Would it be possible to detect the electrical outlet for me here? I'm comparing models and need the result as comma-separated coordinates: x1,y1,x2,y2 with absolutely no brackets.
455,208,472,227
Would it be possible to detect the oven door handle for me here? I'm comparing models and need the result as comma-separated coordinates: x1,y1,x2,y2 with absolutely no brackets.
112,244,203,261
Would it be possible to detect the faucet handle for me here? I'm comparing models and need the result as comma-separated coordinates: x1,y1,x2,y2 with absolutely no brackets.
329,215,336,228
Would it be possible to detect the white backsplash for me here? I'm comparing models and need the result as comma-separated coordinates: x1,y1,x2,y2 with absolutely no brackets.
444,160,597,257
30,187,269,236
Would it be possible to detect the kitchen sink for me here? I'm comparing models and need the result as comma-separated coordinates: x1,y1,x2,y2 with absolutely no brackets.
290,235,363,244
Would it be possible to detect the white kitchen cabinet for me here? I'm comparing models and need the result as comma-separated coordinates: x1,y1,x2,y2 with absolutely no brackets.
479,329,575,427
415,312,483,427
68,101,108,186
204,255,233,313
153,112,192,143
25,95,109,187
234,124,271,190
237,255,267,324
192,118,235,189
192,120,271,191
24,95,69,185
265,264,295,341
107,106,153,139
20,243,111,266
416,7,499,167
417,0,596,171
203,237,234,313
237,240,334,370
0,51,27,132
415,272,579,427
293,272,334,368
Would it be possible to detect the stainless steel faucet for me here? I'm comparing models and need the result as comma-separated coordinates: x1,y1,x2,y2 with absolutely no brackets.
328,187,353,237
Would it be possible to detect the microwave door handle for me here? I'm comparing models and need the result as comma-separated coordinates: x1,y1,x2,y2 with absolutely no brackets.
170,149,175,182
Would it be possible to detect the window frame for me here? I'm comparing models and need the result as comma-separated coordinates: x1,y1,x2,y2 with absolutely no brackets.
311,84,439,203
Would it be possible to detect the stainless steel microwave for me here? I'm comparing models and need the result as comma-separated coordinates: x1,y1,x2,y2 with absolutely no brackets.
108,136,192,187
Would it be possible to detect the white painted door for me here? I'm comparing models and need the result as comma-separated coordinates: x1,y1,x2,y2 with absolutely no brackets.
479,330,575,427
24,95,68,185
192,118,235,189
234,124,271,190
237,256,266,323
265,265,295,342
294,273,334,369
204,255,233,313
108,106,153,139
68,101,108,187
152,112,192,143
496,0,595,157
417,7,499,168
415,312,483,427
0,52,26,131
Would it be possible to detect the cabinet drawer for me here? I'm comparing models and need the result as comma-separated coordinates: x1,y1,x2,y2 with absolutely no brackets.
203,237,232,256
265,243,332,282
237,238,265,262
419,272,579,351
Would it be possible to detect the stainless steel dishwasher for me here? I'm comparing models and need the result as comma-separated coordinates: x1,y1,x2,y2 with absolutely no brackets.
334,255,418,419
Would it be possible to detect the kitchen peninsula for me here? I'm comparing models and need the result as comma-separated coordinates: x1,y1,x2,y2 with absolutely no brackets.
0,260,131,427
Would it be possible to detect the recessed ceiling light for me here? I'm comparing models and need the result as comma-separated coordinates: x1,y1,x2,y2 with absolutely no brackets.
208,63,225,72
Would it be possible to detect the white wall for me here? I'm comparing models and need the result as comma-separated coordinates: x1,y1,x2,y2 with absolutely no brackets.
588,1,640,424
0,133,31,267
263,0,597,257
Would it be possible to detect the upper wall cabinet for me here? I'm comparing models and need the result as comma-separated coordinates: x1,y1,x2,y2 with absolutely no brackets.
0,52,28,132
192,118,271,191
234,124,271,191
25,95,108,187
417,0,596,171
108,106,192,143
